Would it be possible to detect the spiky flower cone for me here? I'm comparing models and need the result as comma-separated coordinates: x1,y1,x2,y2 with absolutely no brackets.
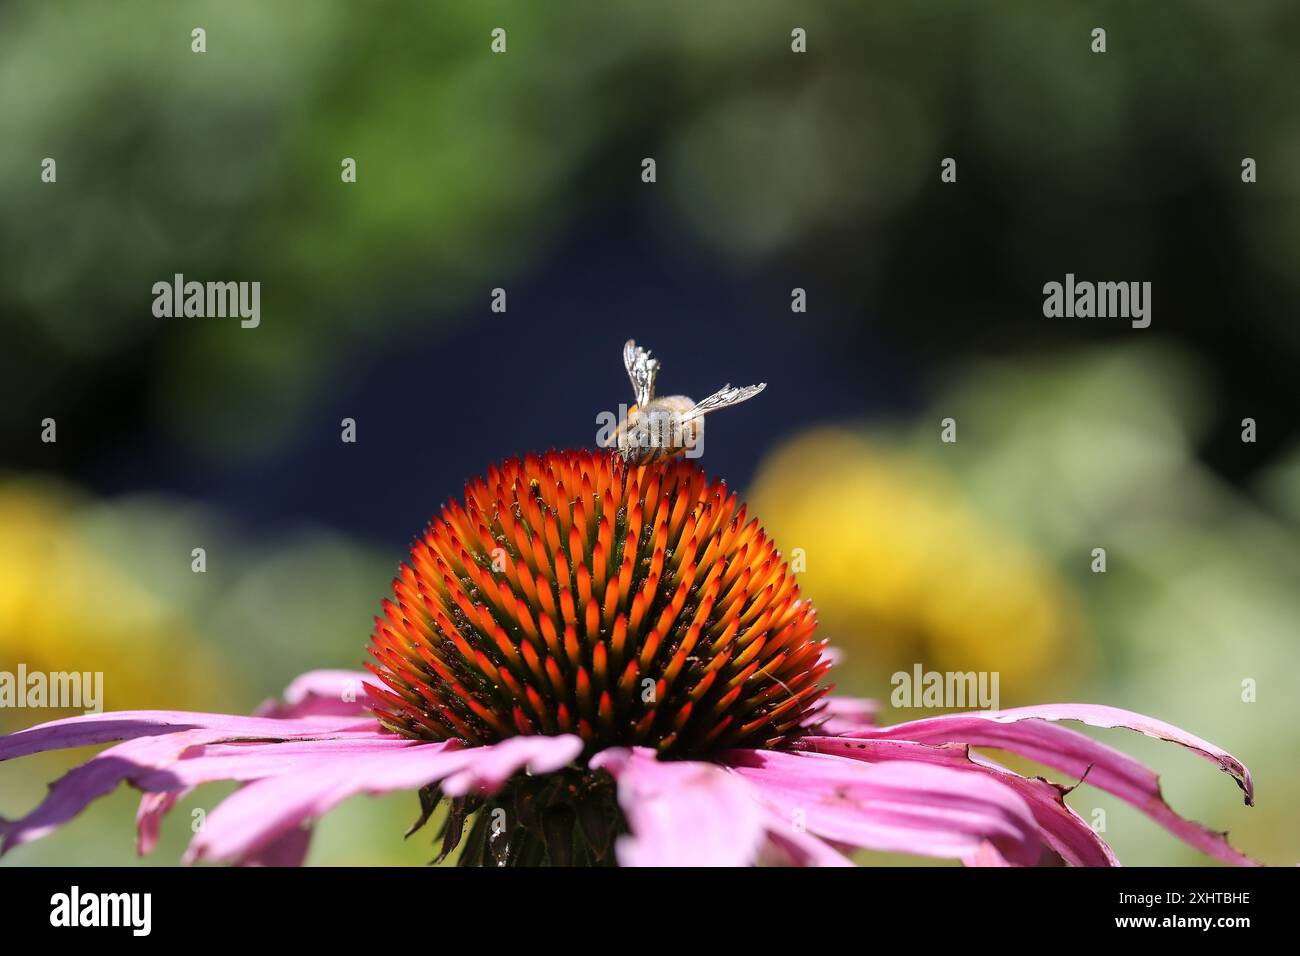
366,450,830,758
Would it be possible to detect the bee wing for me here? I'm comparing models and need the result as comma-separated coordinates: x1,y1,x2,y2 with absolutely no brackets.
682,382,767,421
623,339,660,408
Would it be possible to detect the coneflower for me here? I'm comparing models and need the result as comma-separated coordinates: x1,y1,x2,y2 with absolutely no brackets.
0,450,1258,866
0,345,1259,867
365,450,826,863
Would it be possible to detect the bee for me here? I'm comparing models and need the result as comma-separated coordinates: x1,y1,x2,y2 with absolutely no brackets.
603,338,766,464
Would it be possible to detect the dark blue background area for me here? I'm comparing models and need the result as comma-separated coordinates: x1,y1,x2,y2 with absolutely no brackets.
88,206,919,550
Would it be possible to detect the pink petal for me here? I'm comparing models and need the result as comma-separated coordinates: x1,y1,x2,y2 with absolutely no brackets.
759,810,856,867
131,738,417,856
848,704,1257,865
437,735,586,797
136,790,185,856
2,730,240,853
963,842,1017,867
811,696,880,736
257,670,377,719
964,752,1110,866
0,710,377,762
795,736,1118,866
1000,704,1251,799
0,714,389,855
136,736,417,790
186,735,582,864
238,826,312,867
725,748,1043,866
590,748,766,867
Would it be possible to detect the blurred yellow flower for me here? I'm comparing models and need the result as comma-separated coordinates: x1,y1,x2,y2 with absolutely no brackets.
748,428,1084,697
0,480,228,726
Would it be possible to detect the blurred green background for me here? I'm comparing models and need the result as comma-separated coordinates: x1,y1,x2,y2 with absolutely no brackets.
1,0,1297,865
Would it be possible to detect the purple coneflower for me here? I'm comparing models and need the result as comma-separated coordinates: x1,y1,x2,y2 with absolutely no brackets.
0,451,1256,866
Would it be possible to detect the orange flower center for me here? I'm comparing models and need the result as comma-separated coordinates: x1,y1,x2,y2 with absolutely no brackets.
366,450,830,757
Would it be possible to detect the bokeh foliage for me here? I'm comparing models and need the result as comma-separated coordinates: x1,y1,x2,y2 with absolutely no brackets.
1,1,1297,865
